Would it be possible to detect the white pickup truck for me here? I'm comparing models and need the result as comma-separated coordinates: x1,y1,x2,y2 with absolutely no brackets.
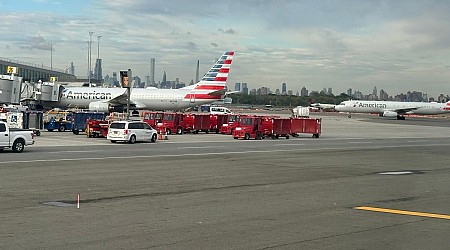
0,121,35,153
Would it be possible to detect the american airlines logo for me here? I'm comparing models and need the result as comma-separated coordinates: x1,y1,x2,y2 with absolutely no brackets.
357,102,387,108
65,90,112,100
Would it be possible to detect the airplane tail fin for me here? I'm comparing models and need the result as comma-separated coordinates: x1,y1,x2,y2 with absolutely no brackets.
182,51,234,92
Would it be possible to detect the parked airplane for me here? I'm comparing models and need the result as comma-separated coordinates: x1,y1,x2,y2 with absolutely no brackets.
54,51,234,111
334,100,450,120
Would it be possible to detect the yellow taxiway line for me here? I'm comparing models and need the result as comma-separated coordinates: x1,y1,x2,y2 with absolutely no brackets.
354,206,450,220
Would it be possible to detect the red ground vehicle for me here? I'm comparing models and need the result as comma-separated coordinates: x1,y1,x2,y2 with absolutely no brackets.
220,114,240,134
232,115,264,140
142,111,164,127
290,117,321,138
262,117,322,139
86,119,109,138
191,113,217,134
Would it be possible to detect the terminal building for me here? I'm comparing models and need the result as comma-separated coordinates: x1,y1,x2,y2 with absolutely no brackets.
0,57,76,83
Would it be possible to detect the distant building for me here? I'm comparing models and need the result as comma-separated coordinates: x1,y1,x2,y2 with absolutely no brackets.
372,86,378,99
287,90,293,96
150,58,155,86
242,82,248,95
301,86,308,97
347,88,352,97
93,58,102,81
327,88,333,95
234,82,241,92
281,82,287,95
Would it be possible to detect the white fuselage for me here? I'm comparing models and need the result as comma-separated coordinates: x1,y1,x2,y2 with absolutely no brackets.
335,100,450,116
55,87,220,110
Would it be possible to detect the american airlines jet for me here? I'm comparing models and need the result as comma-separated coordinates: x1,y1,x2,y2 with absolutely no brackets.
55,51,234,111
334,100,450,120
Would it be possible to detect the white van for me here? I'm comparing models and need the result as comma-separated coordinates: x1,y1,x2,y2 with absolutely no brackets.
210,107,233,115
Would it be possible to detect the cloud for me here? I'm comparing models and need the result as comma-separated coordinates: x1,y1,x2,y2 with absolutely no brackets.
19,36,52,50
218,28,235,35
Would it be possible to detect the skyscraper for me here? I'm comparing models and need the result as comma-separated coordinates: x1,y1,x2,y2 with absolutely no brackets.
282,82,287,95
150,58,155,86
234,82,241,92
242,82,248,95
93,58,102,81
195,60,199,84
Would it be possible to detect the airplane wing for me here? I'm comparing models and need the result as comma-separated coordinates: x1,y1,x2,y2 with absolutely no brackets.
393,107,419,114
107,90,132,106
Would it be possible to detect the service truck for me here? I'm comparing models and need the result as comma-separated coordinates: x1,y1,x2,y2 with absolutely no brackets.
0,121,35,152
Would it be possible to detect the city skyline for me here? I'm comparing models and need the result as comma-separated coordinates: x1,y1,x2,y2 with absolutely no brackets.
1,1,450,97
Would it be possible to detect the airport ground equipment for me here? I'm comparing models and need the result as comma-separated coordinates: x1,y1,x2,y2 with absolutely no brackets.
71,111,107,135
0,120,35,152
0,108,44,136
220,114,241,134
292,106,310,118
233,116,322,140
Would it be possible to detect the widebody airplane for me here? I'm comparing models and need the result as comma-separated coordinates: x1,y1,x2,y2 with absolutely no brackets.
334,100,450,120
54,51,234,111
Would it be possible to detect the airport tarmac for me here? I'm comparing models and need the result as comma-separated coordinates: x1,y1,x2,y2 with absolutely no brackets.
1,113,450,249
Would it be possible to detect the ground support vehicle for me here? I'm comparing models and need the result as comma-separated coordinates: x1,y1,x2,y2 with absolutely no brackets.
71,111,107,135
44,118,72,132
261,117,293,139
213,114,229,133
261,117,322,139
22,110,44,136
191,114,218,134
290,117,322,138
220,114,241,134
0,121,35,152
157,112,184,135
232,115,264,140
86,119,109,138
107,121,158,144
142,111,164,127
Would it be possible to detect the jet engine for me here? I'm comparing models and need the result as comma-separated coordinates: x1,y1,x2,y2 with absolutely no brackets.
382,111,398,117
89,102,110,112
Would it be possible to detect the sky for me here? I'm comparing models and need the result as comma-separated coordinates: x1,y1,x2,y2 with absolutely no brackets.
1,0,450,98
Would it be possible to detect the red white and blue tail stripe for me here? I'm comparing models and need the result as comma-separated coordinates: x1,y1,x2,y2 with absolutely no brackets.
183,51,234,100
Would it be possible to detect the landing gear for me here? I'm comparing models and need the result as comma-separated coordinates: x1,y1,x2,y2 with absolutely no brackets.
348,113,352,118
397,115,405,120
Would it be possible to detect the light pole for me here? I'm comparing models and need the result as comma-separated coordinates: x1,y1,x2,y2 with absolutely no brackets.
49,42,54,71
89,31,94,86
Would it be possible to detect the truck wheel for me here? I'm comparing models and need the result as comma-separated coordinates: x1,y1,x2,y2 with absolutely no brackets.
58,125,66,132
110,140,117,143
35,130,41,136
129,135,136,144
244,133,250,140
286,135,290,139
176,127,183,134
313,134,320,138
166,128,171,135
72,130,79,135
256,132,262,140
151,133,157,143
12,139,25,153
233,137,238,140
47,129,54,132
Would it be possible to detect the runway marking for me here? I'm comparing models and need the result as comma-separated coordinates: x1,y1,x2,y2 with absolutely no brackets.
3,143,450,164
378,171,413,175
177,146,225,149
354,206,450,220
347,142,372,144
407,140,428,143
274,144,305,146
48,150,105,153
